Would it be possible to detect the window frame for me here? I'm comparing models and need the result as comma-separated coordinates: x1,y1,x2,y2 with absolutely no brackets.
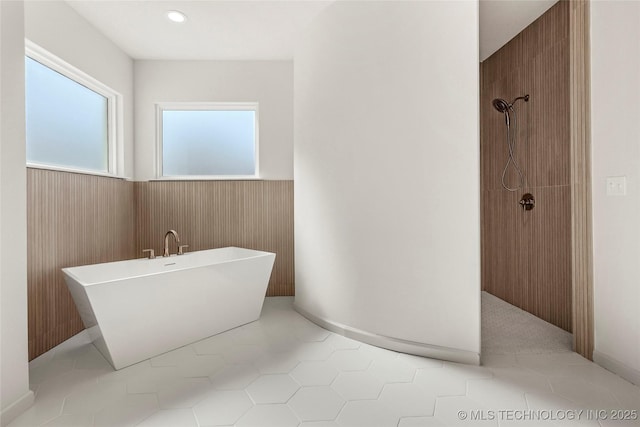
25,40,123,177
155,102,260,180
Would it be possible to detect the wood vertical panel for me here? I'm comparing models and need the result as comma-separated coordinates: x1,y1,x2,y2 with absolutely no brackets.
569,0,594,360
134,180,294,296
520,186,572,328
27,168,136,360
481,189,522,302
480,1,573,332
480,62,485,292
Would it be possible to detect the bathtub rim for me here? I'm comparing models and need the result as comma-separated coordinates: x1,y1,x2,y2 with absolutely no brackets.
62,246,275,287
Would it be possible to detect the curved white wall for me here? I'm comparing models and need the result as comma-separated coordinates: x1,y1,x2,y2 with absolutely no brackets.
294,1,480,363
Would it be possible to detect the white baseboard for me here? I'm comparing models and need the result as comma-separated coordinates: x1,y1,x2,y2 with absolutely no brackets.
593,350,640,386
2,330,91,426
1,390,34,427
294,303,480,365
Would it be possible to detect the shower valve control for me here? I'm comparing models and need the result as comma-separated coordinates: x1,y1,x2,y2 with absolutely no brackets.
519,193,535,211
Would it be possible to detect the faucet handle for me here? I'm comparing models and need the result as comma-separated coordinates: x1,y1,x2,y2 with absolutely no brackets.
142,249,155,259
178,245,189,255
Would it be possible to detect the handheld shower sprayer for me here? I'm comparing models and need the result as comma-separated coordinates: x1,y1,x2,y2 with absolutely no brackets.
491,95,529,126
491,94,530,191
492,98,511,126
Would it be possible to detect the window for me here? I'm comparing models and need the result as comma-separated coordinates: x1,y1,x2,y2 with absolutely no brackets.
25,42,120,176
157,103,259,179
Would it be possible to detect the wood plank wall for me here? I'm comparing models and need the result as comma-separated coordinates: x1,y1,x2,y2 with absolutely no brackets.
134,180,294,297
569,0,594,359
480,2,573,332
27,172,294,360
27,168,136,359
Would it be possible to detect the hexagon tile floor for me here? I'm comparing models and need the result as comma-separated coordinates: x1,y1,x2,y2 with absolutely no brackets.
9,297,640,427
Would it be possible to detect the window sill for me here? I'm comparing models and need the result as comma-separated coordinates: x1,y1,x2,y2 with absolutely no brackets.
27,163,129,180
150,175,262,182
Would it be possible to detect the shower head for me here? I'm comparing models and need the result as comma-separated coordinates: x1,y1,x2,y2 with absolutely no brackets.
492,94,530,113
492,98,510,113
492,95,529,127
492,98,511,126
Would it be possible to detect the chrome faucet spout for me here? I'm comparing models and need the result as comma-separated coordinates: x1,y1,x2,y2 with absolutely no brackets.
163,230,180,257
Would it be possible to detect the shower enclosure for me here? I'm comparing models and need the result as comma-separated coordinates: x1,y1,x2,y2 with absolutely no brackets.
480,1,573,333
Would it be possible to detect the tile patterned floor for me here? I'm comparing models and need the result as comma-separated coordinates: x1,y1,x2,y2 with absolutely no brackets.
8,297,640,427
481,292,573,355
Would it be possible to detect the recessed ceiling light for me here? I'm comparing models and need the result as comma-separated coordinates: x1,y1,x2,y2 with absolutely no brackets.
166,10,187,23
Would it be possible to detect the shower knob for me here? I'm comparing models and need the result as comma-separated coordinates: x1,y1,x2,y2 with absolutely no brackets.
519,193,535,211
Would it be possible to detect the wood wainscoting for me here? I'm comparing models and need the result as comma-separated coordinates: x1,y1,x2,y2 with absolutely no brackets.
134,180,294,297
27,168,136,359
27,170,294,360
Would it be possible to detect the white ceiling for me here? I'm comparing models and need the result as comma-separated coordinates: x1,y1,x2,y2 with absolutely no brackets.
65,0,558,61
66,1,333,60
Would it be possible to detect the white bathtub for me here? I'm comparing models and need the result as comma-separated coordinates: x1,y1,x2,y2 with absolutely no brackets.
63,247,275,369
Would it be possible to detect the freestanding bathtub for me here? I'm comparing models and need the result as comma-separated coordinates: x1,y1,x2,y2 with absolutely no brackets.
62,247,275,369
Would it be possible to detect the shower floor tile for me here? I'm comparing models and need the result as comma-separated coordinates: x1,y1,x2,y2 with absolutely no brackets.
9,297,640,427
481,291,573,355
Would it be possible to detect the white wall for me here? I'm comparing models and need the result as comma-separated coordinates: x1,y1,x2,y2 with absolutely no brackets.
134,60,293,181
591,2,640,383
294,1,480,362
24,1,135,178
0,1,34,424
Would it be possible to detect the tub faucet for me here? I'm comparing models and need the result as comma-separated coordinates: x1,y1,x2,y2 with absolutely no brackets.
163,230,180,257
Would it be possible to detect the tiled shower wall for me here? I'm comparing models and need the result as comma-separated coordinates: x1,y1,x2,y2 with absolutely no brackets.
480,1,572,332
27,168,294,360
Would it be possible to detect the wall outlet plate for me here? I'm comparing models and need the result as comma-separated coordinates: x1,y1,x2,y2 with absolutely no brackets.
606,176,627,196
